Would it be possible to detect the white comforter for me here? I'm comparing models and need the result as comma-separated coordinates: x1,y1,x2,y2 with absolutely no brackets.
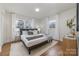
21,34,48,47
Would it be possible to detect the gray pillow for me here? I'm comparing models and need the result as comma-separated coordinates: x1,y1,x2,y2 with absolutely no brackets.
28,31,33,35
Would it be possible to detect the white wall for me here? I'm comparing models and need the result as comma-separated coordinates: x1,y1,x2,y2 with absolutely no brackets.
37,18,48,34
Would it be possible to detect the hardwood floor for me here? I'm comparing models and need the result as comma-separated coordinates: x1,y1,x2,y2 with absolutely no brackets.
41,42,63,56
41,41,77,56
0,40,21,56
0,43,11,56
0,40,77,56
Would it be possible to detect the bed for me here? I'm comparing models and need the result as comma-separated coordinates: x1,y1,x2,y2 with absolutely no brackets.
21,34,47,47
20,29,48,54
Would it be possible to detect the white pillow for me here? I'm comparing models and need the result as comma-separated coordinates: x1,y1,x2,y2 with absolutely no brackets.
33,30,38,35
22,31,28,35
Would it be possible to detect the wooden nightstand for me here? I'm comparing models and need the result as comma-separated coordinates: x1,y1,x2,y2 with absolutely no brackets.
63,36,77,56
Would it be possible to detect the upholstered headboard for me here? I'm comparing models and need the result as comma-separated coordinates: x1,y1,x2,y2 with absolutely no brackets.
20,28,38,35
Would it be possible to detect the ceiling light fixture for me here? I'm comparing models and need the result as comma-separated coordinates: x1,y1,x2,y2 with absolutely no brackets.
35,8,40,12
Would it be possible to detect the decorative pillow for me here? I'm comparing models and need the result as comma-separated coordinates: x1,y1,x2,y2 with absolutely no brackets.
28,31,33,35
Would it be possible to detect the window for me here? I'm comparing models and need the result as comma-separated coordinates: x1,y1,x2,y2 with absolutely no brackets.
48,20,56,28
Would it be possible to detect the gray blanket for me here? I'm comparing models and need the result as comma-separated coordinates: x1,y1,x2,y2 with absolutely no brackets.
26,35,43,41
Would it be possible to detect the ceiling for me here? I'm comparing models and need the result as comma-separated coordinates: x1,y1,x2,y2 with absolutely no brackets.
0,3,76,19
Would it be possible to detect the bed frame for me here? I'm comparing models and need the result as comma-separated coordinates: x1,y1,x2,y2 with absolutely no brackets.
20,28,38,54
21,40,49,54
20,28,52,54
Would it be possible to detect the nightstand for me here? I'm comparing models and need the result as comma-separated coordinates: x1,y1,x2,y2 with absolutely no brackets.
63,35,77,56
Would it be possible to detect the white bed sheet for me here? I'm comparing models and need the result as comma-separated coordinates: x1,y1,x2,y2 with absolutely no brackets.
21,34,48,47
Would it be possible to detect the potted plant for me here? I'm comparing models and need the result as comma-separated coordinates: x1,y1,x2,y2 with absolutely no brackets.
66,17,75,37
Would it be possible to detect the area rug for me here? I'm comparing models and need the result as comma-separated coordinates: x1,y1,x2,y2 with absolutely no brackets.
10,41,58,56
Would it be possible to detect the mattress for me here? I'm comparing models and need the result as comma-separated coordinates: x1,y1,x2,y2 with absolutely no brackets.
21,34,48,47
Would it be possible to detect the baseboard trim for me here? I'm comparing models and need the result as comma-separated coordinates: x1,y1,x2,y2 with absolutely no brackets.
53,39,61,42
